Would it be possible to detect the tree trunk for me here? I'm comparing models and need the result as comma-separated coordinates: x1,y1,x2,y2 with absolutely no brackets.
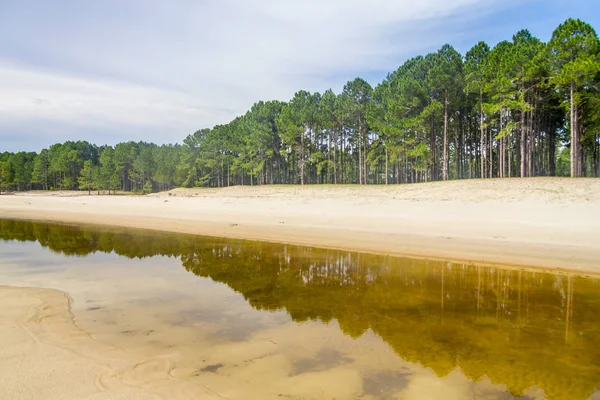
363,122,367,185
528,105,534,177
508,130,512,178
549,122,556,176
570,82,576,178
480,95,485,179
594,135,599,177
385,146,389,185
456,115,462,180
431,112,437,181
499,111,504,178
489,127,493,178
520,101,526,178
300,150,304,185
357,120,362,185
443,92,449,181
341,128,345,184
333,127,338,184
580,123,585,177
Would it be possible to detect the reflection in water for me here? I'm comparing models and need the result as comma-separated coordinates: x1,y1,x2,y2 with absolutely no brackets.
1,219,599,400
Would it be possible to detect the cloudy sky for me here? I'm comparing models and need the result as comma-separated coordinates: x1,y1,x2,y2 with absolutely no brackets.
1,0,598,152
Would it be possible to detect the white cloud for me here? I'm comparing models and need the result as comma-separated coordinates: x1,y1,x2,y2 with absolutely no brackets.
0,0,515,150
0,63,217,129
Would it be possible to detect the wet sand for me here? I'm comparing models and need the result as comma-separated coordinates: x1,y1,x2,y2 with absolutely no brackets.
0,282,369,400
0,283,510,400
0,286,221,400
0,253,542,400
1,178,600,272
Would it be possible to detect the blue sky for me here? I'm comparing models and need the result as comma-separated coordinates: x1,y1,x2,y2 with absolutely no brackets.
1,0,598,152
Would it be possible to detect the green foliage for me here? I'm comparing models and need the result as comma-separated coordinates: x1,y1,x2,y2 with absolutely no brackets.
548,19,599,90
0,161,12,192
98,146,119,193
77,160,96,194
3,19,600,188
31,149,50,190
556,147,571,176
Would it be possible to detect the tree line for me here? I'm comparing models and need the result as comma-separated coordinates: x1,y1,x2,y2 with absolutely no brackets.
1,18,599,193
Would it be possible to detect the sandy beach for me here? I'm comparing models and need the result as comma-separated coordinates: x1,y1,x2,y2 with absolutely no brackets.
2,178,600,399
2,178,600,272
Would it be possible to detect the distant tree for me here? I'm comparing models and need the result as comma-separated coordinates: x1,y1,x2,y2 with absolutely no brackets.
548,19,600,177
465,41,491,178
428,44,463,180
98,146,119,194
78,160,95,195
31,149,50,190
0,161,13,192
342,78,373,184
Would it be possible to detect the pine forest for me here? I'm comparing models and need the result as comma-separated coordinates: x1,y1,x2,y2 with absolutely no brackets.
1,19,599,193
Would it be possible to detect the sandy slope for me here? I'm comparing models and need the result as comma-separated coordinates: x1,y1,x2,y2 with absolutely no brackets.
1,178,600,271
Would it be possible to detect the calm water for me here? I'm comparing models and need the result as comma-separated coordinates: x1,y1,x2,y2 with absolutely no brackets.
1,218,599,400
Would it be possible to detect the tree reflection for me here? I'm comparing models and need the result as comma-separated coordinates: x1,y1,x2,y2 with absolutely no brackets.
2,219,599,399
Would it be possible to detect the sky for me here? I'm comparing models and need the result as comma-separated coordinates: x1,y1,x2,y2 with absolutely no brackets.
1,0,598,152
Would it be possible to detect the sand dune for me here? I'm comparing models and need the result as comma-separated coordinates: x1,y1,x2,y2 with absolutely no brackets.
1,178,599,272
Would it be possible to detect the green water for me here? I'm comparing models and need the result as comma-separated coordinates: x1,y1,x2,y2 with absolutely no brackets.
1,218,599,399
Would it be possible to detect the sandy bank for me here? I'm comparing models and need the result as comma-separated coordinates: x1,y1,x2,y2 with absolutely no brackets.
1,178,600,272
0,286,223,400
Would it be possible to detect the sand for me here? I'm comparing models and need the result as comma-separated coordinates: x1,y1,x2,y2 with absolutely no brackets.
2,178,600,399
0,286,225,400
1,178,600,272
0,284,521,400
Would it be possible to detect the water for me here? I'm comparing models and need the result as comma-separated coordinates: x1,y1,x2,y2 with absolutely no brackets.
1,218,599,400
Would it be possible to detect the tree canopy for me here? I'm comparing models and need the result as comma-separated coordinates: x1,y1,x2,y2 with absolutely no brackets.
1,19,598,193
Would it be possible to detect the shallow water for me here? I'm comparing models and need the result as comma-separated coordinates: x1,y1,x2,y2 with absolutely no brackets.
1,218,599,400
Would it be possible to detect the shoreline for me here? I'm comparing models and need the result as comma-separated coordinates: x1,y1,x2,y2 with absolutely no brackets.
3,213,600,277
1,178,600,273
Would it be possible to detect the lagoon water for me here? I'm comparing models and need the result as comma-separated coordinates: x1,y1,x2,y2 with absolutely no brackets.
1,219,599,400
